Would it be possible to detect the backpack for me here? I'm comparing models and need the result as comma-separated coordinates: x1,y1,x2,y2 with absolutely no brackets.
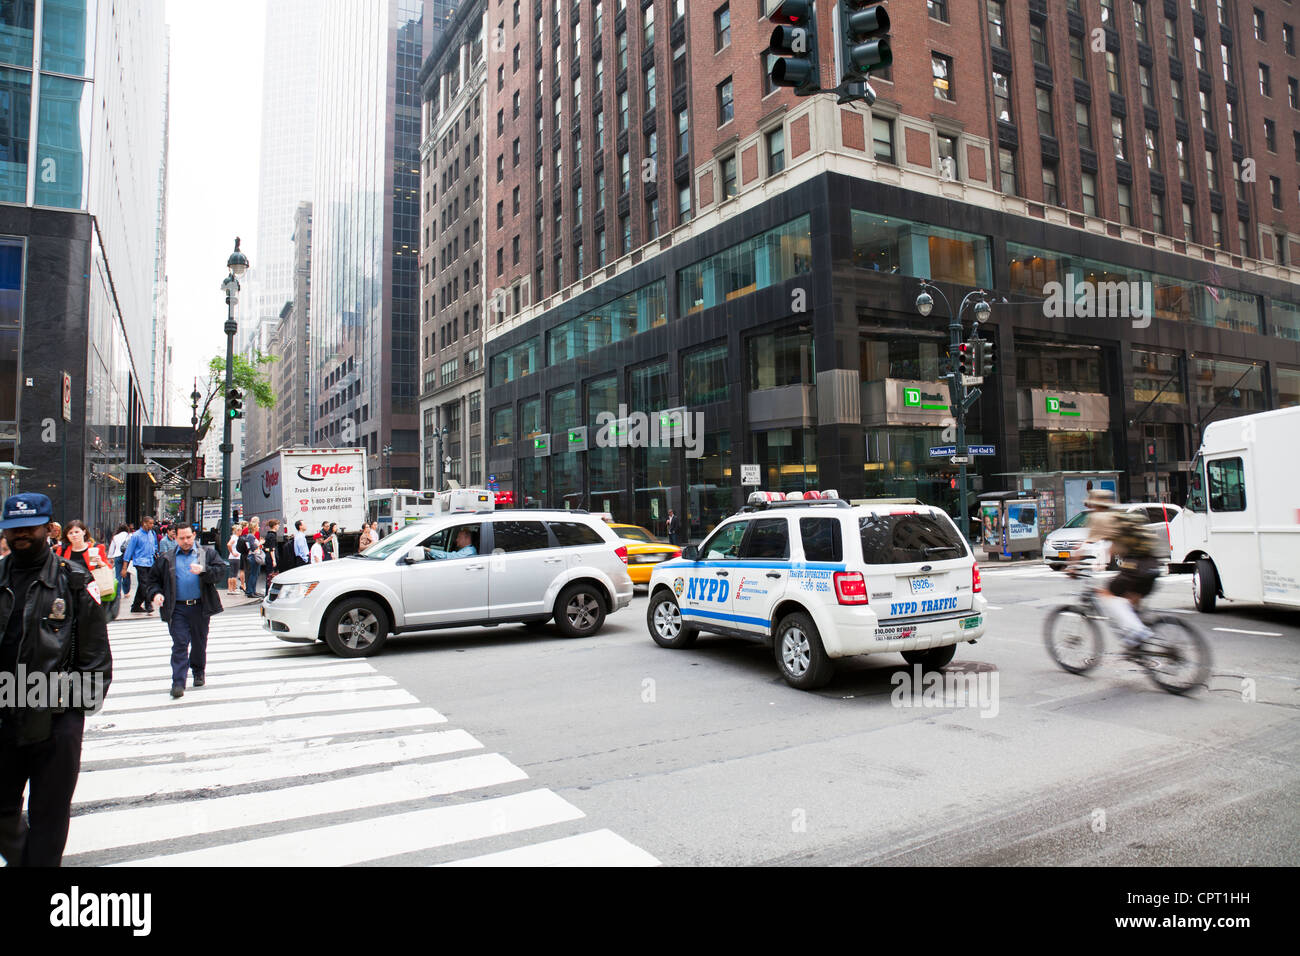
1111,510,1158,559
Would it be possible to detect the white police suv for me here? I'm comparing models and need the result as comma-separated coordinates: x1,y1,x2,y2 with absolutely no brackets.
645,492,988,690
263,510,634,656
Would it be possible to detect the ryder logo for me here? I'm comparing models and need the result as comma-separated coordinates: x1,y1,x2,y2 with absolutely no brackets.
297,463,355,481
261,469,280,498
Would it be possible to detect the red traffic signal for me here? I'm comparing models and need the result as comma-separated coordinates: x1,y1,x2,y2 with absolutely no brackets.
766,0,820,95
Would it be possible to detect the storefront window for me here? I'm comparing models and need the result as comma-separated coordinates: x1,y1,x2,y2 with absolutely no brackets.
852,210,992,287
1017,341,1106,392
860,335,948,382
677,214,812,316
520,398,543,438
547,280,666,363
587,445,624,518
682,341,729,405
548,387,577,433
864,427,974,512
1019,430,1115,472
748,324,814,390
489,336,538,386
1277,367,1300,408
687,431,731,542
516,457,545,508
754,427,817,493
1272,300,1300,342
1131,348,1185,405
632,445,671,535
629,360,668,410
551,450,582,509
491,406,514,446
1192,358,1265,413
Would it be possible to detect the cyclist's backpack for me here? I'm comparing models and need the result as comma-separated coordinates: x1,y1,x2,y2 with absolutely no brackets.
1111,510,1158,558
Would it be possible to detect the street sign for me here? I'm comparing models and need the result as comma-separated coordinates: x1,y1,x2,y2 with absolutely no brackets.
488,474,496,484
968,445,997,456
960,375,984,387
929,445,956,457
741,464,761,485
950,455,971,465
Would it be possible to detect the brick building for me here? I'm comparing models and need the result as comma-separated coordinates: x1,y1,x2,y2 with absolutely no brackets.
463,0,1298,538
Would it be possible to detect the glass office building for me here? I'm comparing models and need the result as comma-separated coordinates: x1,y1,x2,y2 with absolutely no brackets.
1,0,168,532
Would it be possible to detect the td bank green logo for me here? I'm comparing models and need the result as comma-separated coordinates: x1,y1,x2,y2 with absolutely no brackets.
1046,396,1061,413
1046,396,1081,417
904,387,948,412
904,388,922,407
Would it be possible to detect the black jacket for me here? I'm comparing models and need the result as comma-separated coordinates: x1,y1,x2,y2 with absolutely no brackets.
0,549,112,744
144,546,230,623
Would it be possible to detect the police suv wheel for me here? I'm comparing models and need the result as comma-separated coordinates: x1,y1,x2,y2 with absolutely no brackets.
323,598,390,657
647,591,698,649
554,584,606,638
773,612,834,690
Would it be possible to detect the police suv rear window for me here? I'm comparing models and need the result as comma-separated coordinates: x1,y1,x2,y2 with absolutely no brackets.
800,518,842,562
858,514,965,564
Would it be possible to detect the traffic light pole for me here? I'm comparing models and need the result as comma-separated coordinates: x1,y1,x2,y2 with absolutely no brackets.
219,275,239,549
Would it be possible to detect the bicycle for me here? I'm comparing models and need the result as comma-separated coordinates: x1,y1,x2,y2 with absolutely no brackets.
1044,570,1212,695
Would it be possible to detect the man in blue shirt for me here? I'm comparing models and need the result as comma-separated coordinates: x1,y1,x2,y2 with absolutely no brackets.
122,516,158,614
146,525,228,699
292,520,310,567
425,527,478,560
157,526,178,558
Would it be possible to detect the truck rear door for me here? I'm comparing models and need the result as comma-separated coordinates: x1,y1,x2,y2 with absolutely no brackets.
1205,454,1261,603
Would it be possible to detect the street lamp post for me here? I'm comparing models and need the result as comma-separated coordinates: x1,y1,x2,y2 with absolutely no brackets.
436,425,448,492
916,282,992,544
188,381,201,527
219,238,250,548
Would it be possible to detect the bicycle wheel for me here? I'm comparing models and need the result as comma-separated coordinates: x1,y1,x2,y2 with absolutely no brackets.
1142,616,1212,695
1044,605,1104,674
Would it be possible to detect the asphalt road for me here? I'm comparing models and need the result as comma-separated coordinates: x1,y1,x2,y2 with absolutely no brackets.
363,562,1300,866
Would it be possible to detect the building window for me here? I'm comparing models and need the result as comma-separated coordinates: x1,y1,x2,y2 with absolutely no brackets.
620,150,630,193
988,1,1007,48
928,0,948,22
1199,90,1214,130
1133,1,1149,42
1211,210,1223,248
1259,63,1271,97
1270,176,1283,209
1238,219,1250,256
644,65,656,110
1070,35,1087,80
1031,23,1049,65
1177,138,1189,180
1106,51,1122,95
1118,182,1132,225
1205,149,1219,187
617,29,628,72
621,214,632,254
646,198,659,239
619,89,629,132
1075,101,1093,150
1182,201,1195,242
676,108,689,156
766,126,785,175
998,147,1018,196
993,71,1012,122
643,3,654,47
721,153,738,199
937,134,958,179
678,183,692,223
1253,7,1266,42
718,77,734,125
1139,65,1154,108
1111,115,1127,161
1171,78,1186,120
1284,24,1295,57
715,4,730,51
932,53,954,100
1145,127,1161,169
1226,100,1238,141
1082,172,1097,215
872,116,895,163
1264,118,1276,151
1036,87,1055,136
1151,193,1165,232
1289,76,1300,110
1042,165,1059,205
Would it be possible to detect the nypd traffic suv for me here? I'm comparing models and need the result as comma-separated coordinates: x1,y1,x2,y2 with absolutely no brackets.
645,492,988,690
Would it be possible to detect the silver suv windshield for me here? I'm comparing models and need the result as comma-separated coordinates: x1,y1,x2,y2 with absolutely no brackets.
352,523,431,560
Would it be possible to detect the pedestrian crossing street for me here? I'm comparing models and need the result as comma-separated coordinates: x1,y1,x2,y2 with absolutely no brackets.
66,612,659,867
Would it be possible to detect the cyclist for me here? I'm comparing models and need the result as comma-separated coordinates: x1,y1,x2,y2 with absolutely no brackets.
1071,489,1162,655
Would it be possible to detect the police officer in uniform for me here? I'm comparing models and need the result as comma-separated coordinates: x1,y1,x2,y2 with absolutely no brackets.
0,493,112,866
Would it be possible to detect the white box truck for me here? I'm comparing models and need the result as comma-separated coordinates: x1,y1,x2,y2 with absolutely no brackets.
1168,406,1300,612
241,447,368,533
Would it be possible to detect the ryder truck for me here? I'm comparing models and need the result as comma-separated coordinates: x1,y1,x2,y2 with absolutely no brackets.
240,447,368,534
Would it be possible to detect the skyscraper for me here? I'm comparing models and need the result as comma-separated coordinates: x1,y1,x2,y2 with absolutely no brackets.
311,0,446,489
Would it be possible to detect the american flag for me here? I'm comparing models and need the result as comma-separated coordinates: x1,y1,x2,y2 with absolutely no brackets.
1206,263,1222,302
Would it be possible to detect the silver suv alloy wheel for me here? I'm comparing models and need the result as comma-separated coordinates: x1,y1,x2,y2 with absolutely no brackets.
566,592,601,632
652,600,681,640
781,625,812,677
339,607,381,650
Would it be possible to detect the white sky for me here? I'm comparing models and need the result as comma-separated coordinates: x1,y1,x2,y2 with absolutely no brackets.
162,0,267,423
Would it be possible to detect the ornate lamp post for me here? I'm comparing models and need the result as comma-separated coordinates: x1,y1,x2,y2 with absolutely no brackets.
219,238,250,547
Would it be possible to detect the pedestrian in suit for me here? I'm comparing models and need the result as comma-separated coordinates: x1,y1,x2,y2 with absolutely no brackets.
145,525,229,699
666,509,679,546
0,493,111,866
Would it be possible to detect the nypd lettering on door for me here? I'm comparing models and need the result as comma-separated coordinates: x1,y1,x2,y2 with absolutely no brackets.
678,576,730,603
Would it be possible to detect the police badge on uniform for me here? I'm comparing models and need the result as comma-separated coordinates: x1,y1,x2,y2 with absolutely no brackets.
50,598,67,620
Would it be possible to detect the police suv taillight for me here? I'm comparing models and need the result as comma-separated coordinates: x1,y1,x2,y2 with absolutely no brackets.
833,571,868,605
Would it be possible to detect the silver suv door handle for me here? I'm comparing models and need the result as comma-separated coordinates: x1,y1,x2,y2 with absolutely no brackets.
465,564,485,571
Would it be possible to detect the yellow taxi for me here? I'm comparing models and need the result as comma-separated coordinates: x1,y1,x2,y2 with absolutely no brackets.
607,523,682,584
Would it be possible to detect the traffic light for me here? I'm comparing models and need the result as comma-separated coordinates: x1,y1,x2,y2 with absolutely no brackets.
838,1,892,84
1146,441,1158,466
766,0,820,96
957,342,971,379
980,339,996,376
227,387,243,420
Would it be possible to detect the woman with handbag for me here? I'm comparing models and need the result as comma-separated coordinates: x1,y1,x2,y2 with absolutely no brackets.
60,519,121,621
226,525,242,595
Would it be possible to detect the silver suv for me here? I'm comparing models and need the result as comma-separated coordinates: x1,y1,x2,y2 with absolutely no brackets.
263,511,634,656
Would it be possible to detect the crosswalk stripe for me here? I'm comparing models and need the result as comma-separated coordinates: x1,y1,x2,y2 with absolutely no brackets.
104,655,351,682
109,660,374,688
102,675,396,712
82,707,447,763
438,829,660,867
65,753,526,859
111,789,585,866
108,641,304,662
89,688,420,733
109,648,323,672
74,729,482,806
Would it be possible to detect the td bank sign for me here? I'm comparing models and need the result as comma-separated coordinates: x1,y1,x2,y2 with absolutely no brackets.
871,379,953,427
1018,388,1110,432
1045,396,1082,417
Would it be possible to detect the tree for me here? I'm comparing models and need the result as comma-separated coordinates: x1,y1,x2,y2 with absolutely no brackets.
193,351,278,445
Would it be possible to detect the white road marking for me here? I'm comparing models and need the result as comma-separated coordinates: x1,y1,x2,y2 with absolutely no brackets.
89,688,420,733
83,707,447,763
74,729,482,806
107,649,323,672
108,661,374,688
1212,627,1283,637
66,753,526,857
104,655,344,683
438,829,660,867
103,675,396,712
111,789,585,866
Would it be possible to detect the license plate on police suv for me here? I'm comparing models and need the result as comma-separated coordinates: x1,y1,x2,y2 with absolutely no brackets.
1057,550,1071,559
908,575,935,596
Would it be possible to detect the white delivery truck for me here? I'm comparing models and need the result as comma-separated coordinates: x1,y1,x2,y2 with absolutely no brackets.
241,447,368,533
1168,407,1300,612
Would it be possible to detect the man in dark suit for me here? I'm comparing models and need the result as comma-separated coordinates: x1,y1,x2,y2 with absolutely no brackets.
145,524,229,699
